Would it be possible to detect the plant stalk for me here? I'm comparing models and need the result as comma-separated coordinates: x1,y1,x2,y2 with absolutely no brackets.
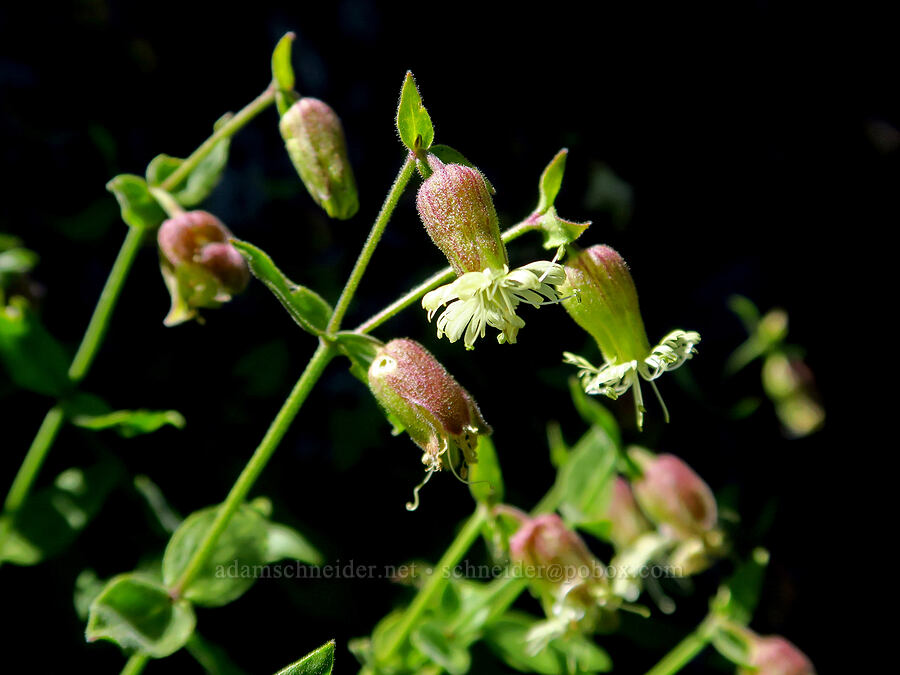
644,615,717,675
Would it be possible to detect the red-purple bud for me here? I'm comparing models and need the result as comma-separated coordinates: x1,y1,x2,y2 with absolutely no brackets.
416,160,508,275
630,450,717,541
280,97,359,220
738,635,816,675
607,477,652,550
367,338,490,473
156,211,249,326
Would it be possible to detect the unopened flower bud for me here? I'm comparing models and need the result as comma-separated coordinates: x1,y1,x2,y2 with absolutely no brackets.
367,339,490,478
607,477,652,550
561,245,700,429
416,159,507,275
629,449,717,541
157,211,249,326
280,97,359,220
738,634,816,675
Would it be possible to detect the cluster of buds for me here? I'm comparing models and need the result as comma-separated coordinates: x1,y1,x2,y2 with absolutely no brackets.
737,633,816,675
157,211,249,326
561,245,700,429
279,97,359,220
507,511,617,652
367,338,490,509
628,448,722,575
417,157,566,349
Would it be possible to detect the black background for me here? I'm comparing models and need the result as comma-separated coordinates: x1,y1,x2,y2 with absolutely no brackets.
1,1,888,672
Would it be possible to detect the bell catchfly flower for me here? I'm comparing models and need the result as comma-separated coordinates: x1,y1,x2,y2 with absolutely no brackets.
367,338,491,509
417,158,566,349
560,244,700,429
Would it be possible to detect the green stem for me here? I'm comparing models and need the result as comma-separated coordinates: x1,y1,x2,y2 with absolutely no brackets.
159,87,276,193
327,154,417,333
644,615,717,675
170,341,334,596
120,652,150,675
377,506,489,664
355,218,540,334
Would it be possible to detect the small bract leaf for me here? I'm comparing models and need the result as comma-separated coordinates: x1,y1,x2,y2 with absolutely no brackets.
68,408,185,438
396,71,434,153
335,331,384,381
86,573,196,658
274,640,335,675
265,523,323,566
232,240,332,335
536,149,567,214
271,32,296,93
107,174,166,229
536,207,591,250
411,622,471,675
0,298,71,396
468,435,504,505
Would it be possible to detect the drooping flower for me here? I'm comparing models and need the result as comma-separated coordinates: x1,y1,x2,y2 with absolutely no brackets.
560,244,700,429
738,634,816,675
157,210,249,326
417,159,566,349
367,338,491,509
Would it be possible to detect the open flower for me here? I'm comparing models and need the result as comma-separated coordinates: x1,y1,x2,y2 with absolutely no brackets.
561,245,700,429
417,159,566,349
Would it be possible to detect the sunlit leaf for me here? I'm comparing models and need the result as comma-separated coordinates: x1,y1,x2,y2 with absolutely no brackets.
396,71,434,153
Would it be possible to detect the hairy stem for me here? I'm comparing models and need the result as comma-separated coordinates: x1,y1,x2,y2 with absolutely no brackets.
377,506,489,664
355,219,540,334
644,615,717,675
170,341,335,596
327,154,417,333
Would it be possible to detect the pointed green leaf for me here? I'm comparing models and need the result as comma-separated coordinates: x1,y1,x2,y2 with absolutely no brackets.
265,522,323,566
232,239,332,335
468,435,504,505
535,207,591,250
396,71,434,153
1,461,121,565
411,623,470,675
713,547,770,625
0,298,71,396
275,640,335,675
555,426,617,533
107,174,166,229
86,573,196,658
272,32,297,93
536,149,567,214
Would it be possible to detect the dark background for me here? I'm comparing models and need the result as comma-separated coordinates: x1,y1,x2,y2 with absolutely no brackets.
1,1,888,672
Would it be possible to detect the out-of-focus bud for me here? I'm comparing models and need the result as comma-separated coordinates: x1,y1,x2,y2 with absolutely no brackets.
762,352,825,437
157,211,249,326
607,477,652,550
508,512,615,651
561,245,700,430
280,97,359,220
738,634,816,675
367,338,490,477
629,449,717,541
416,158,507,275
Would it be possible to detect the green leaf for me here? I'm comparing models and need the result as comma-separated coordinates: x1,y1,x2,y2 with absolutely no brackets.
70,408,185,437
162,503,321,607
396,71,434,153
568,378,622,449
428,145,495,193
232,240,332,335
86,573,196,658
271,32,300,117
483,612,612,674
0,299,71,396
274,640,335,675
468,435,504,505
146,115,231,207
411,622,470,675
713,547,770,625
334,331,384,381
536,149,568,214
265,522,323,566
546,421,570,469
1,461,121,565
536,208,591,251
107,174,166,229
554,426,618,536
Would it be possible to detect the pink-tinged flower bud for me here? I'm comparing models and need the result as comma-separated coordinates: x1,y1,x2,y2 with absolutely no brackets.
607,477,652,550
416,159,507,275
561,245,700,430
156,211,249,326
630,450,717,541
367,339,490,476
280,97,359,220
738,635,816,675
